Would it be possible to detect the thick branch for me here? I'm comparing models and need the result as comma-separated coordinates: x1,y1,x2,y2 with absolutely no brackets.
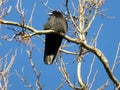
81,42,120,87
0,19,38,32
0,19,81,44
77,61,87,90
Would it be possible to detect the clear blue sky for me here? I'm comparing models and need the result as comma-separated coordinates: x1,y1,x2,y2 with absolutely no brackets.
0,0,120,90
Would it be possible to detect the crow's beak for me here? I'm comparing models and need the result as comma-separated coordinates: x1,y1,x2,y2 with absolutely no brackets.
47,12,52,15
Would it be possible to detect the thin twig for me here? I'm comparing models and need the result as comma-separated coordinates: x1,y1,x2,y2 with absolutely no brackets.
0,49,17,90
112,42,120,72
0,49,12,61
90,24,103,46
56,56,81,90
15,70,34,90
56,82,65,90
26,49,42,90
27,2,36,26
97,80,109,90
89,70,98,90
86,55,96,86
84,3,98,33
39,0,54,11
60,49,79,55
3,49,17,74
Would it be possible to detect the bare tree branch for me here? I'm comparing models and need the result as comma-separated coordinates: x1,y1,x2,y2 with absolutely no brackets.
56,82,65,90
39,0,54,11
0,6,12,19
81,42,120,87
56,57,82,90
97,42,120,90
26,49,42,90
0,19,81,44
60,49,79,55
89,70,98,90
97,80,109,90
0,49,17,90
90,24,103,46
86,55,96,86
77,58,87,90
15,69,34,90
27,2,36,26
3,49,17,74
112,42,120,72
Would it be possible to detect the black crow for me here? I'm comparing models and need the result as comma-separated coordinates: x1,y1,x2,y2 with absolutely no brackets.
44,10,68,64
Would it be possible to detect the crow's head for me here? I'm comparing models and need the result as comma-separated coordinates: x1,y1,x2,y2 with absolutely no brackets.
48,10,63,17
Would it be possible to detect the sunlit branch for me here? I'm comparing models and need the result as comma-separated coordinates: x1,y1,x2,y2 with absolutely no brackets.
85,2,95,27
77,58,87,90
65,0,79,32
97,42,120,90
81,42,120,87
0,19,81,44
84,3,98,33
60,49,79,55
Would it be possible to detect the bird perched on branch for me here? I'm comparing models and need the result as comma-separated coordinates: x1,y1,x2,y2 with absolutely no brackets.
44,10,68,64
